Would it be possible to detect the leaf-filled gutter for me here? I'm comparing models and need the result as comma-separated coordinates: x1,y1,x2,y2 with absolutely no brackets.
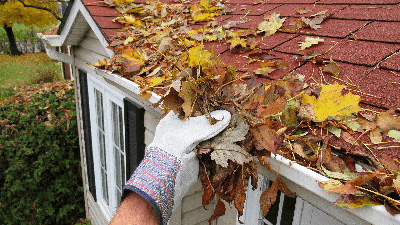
94,0,400,222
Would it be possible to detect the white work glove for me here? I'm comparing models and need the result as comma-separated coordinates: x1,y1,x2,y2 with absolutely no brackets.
123,110,231,225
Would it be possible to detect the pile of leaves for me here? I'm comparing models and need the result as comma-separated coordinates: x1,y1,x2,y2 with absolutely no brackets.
96,0,400,222
0,81,85,224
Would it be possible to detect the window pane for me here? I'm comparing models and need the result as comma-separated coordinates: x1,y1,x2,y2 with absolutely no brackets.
99,130,106,168
119,106,124,151
95,90,104,130
116,189,122,207
114,147,121,190
112,103,119,148
280,195,296,225
101,168,109,205
121,154,125,187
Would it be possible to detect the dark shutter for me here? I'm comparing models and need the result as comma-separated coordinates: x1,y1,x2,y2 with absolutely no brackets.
78,69,97,201
124,98,145,181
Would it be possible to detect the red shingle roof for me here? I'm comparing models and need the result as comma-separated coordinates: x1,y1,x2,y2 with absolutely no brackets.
81,0,400,112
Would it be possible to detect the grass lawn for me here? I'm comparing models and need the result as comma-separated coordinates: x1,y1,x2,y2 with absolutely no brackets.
0,52,63,88
0,24,57,41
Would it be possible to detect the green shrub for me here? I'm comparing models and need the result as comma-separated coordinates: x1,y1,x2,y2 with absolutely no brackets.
29,67,59,84
0,81,85,225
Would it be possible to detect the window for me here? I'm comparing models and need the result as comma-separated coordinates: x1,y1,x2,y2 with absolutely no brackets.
88,74,126,219
239,175,344,225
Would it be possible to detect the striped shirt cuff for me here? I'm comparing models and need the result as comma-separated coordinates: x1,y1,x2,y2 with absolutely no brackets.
124,146,181,225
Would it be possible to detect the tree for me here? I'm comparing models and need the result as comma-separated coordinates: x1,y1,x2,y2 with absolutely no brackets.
0,0,62,55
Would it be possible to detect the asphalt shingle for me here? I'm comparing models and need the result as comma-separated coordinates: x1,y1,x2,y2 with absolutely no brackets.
82,0,400,112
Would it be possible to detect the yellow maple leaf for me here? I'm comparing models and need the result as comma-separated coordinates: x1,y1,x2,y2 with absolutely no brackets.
121,48,146,65
117,15,143,27
299,36,324,50
227,37,247,49
301,84,361,122
191,0,223,22
147,76,165,87
335,196,379,209
188,46,214,68
257,13,285,36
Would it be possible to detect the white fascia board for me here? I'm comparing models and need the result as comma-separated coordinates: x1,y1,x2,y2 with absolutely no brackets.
95,69,162,105
37,34,62,46
57,0,114,58
267,153,400,225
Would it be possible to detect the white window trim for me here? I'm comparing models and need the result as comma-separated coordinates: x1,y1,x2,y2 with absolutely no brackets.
87,74,126,221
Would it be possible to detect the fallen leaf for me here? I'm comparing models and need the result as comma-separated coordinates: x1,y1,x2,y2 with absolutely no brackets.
258,13,285,36
370,127,383,144
256,97,287,118
323,60,341,76
301,16,324,30
147,76,165,87
251,125,277,153
328,124,342,137
188,46,214,68
376,110,400,133
228,37,247,49
296,8,312,15
299,37,325,50
276,176,296,198
260,179,279,217
223,20,247,29
208,199,226,223
388,130,400,140
179,80,197,118
202,116,253,167
301,84,361,122
248,52,279,61
121,48,146,66
335,195,379,209
234,167,247,218
322,166,357,180
342,131,358,146
254,67,276,77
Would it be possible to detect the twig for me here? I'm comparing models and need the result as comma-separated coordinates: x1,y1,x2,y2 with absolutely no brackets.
355,185,400,206
361,141,389,173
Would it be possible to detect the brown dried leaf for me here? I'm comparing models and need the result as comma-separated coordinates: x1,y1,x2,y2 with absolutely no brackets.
260,178,279,217
322,60,341,76
256,97,287,118
234,168,247,218
376,110,400,133
159,88,184,113
370,127,382,144
209,199,226,224
251,125,277,153
276,177,296,198
342,131,358,146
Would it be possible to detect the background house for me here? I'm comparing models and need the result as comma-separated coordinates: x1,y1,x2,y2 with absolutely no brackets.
39,0,400,224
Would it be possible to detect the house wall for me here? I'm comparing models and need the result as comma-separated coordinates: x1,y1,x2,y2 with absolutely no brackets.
71,27,225,225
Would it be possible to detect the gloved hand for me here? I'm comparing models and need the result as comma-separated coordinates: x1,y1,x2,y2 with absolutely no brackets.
123,110,231,225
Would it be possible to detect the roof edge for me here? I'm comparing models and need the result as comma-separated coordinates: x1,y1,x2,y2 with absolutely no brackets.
57,0,75,35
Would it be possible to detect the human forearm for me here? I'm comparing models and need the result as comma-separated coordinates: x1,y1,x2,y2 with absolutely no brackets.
109,192,159,225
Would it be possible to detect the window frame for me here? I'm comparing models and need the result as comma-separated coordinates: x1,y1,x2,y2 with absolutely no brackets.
87,74,126,220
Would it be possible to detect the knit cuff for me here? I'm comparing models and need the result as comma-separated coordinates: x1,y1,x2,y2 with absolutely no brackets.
123,147,181,225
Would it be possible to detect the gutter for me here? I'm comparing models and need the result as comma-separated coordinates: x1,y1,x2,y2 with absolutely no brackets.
37,33,72,64
265,153,400,225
